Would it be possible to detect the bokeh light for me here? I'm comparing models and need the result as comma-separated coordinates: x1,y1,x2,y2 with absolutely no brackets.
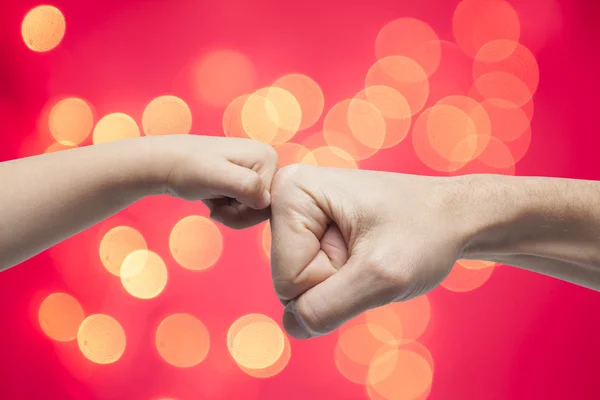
354,85,412,149
120,250,168,300
155,313,210,368
375,18,441,76
77,314,126,364
367,295,431,343
45,142,76,153
425,104,478,163
323,99,381,160
274,142,312,168
273,74,324,131
240,334,291,379
481,98,531,143
452,0,521,57
21,5,65,52
48,98,94,145
227,314,286,370
458,259,496,270
477,136,519,169
472,71,532,107
93,113,140,144
473,40,540,97
169,216,223,271
242,87,302,145
366,56,429,116
194,50,256,107
441,262,495,292
302,146,357,169
142,95,192,135
99,226,147,277
367,348,433,400
223,94,251,139
38,292,84,342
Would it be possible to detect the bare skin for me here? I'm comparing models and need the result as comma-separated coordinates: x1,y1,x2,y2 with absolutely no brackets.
269,164,600,339
0,134,278,271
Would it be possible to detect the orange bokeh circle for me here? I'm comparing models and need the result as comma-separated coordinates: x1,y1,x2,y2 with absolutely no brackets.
366,56,429,117
474,40,539,97
227,314,286,370
155,313,210,368
99,226,147,277
194,50,256,107
441,262,495,292
120,250,168,300
376,18,441,76
452,0,521,57
223,94,251,139
169,216,223,271
22,5,66,52
38,292,85,342
93,113,140,144
48,98,94,146
302,146,357,169
77,314,126,364
142,95,192,136
273,74,324,131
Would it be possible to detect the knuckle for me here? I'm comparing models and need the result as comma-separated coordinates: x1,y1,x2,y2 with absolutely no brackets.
272,164,309,199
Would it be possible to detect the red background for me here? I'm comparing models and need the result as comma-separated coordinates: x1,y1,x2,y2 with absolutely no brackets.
1,0,600,398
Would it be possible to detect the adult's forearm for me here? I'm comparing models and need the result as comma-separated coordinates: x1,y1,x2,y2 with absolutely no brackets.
0,137,165,270
457,174,600,289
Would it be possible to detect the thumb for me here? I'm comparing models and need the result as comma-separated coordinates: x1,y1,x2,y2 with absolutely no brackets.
282,252,402,339
206,162,271,210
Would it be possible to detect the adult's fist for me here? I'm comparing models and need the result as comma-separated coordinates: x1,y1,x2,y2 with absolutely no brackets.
270,164,470,339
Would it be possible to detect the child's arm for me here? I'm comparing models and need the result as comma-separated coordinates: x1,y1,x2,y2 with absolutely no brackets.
0,134,278,271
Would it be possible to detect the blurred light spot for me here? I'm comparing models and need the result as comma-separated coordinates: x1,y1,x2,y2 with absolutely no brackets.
242,87,302,145
170,216,223,271
437,95,491,160
426,104,478,164
302,147,357,169
323,100,380,160
93,113,140,144
481,98,531,143
195,50,256,107
120,250,168,299
477,135,520,169
473,71,532,107
22,5,65,52
449,148,516,176
49,98,94,145
274,142,312,168
77,314,126,364
142,95,192,135
366,56,429,116
368,295,431,343
441,262,495,292
261,222,271,260
367,348,433,400
376,18,441,76
335,323,396,385
355,86,412,149
273,74,324,131
241,91,279,144
39,292,84,342
228,314,285,370
240,334,291,378
452,0,521,57
155,313,210,368
412,108,466,172
223,94,251,139
45,142,75,153
301,132,329,151
99,226,147,277
474,40,539,97
364,306,403,344
347,98,387,150
458,259,496,270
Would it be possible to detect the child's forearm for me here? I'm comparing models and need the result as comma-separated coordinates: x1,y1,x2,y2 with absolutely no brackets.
0,137,165,270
